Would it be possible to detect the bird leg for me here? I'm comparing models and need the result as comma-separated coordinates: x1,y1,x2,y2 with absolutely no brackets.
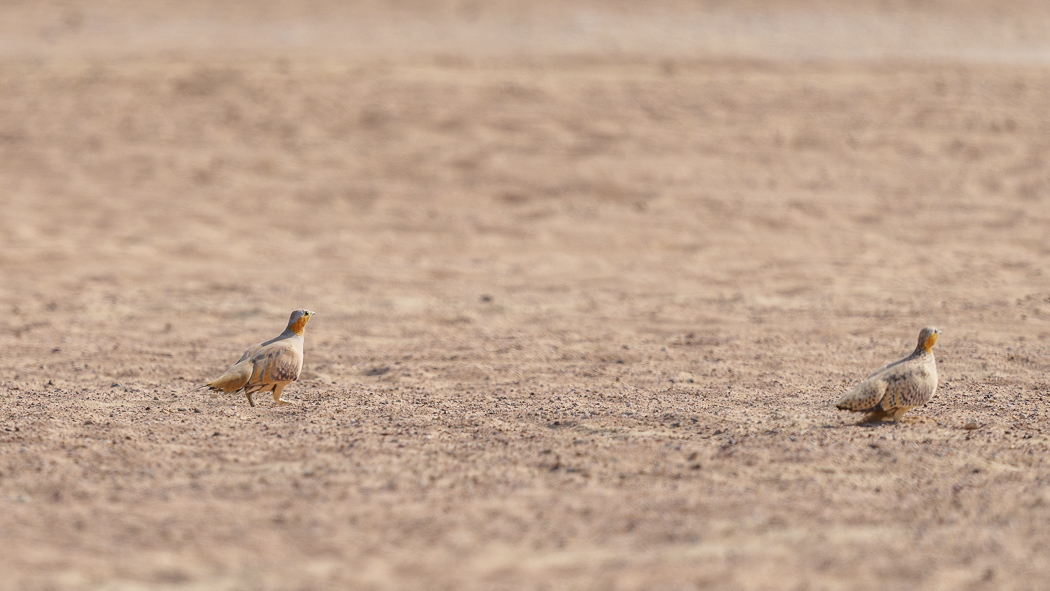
860,407,913,423
245,391,255,407
889,407,912,421
860,409,890,423
273,383,293,405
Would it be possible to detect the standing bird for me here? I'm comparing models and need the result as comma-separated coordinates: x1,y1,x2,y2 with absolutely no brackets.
204,309,315,407
835,326,941,422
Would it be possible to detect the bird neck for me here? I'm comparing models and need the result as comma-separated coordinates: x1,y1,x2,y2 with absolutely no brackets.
914,333,938,356
912,341,935,357
286,317,309,336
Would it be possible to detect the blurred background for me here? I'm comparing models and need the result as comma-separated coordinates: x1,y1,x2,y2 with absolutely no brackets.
3,0,1049,339
5,1,1050,62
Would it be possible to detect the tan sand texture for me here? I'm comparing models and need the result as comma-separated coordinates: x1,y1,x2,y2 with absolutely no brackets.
2,1,1050,589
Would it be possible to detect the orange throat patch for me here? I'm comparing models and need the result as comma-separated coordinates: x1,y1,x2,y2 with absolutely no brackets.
289,316,310,336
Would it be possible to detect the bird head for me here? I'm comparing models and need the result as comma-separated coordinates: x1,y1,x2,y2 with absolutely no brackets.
917,326,940,353
287,309,315,336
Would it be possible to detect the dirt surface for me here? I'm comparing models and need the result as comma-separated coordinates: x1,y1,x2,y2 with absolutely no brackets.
3,2,1050,590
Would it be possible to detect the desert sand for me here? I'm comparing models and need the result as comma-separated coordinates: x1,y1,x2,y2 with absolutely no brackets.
2,1,1050,589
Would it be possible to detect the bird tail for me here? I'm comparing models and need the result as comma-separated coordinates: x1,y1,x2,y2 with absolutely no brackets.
203,361,252,393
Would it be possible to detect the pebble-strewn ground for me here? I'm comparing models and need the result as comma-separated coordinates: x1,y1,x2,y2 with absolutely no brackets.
2,2,1050,589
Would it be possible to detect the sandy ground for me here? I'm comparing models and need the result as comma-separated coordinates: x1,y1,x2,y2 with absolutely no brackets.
3,2,1050,590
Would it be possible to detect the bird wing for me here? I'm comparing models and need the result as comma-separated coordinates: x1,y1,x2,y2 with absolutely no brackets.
881,362,935,409
836,375,888,412
245,339,304,388
235,343,265,364
207,333,302,393
236,331,296,364
862,354,912,380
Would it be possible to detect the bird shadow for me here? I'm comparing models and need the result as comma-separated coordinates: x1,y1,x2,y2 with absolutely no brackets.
850,419,901,429
818,419,902,430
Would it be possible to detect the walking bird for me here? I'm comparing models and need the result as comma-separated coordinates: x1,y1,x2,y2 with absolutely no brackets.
203,309,315,407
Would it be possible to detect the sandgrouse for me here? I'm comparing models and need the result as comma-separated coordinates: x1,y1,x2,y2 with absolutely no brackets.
836,327,940,422
204,309,314,407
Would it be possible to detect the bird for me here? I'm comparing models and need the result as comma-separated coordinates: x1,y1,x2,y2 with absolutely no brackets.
203,309,315,407
835,326,941,422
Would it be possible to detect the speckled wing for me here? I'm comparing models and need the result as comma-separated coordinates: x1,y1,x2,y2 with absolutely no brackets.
879,362,936,409
242,340,304,393
207,337,303,394
837,355,937,413
836,374,889,411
